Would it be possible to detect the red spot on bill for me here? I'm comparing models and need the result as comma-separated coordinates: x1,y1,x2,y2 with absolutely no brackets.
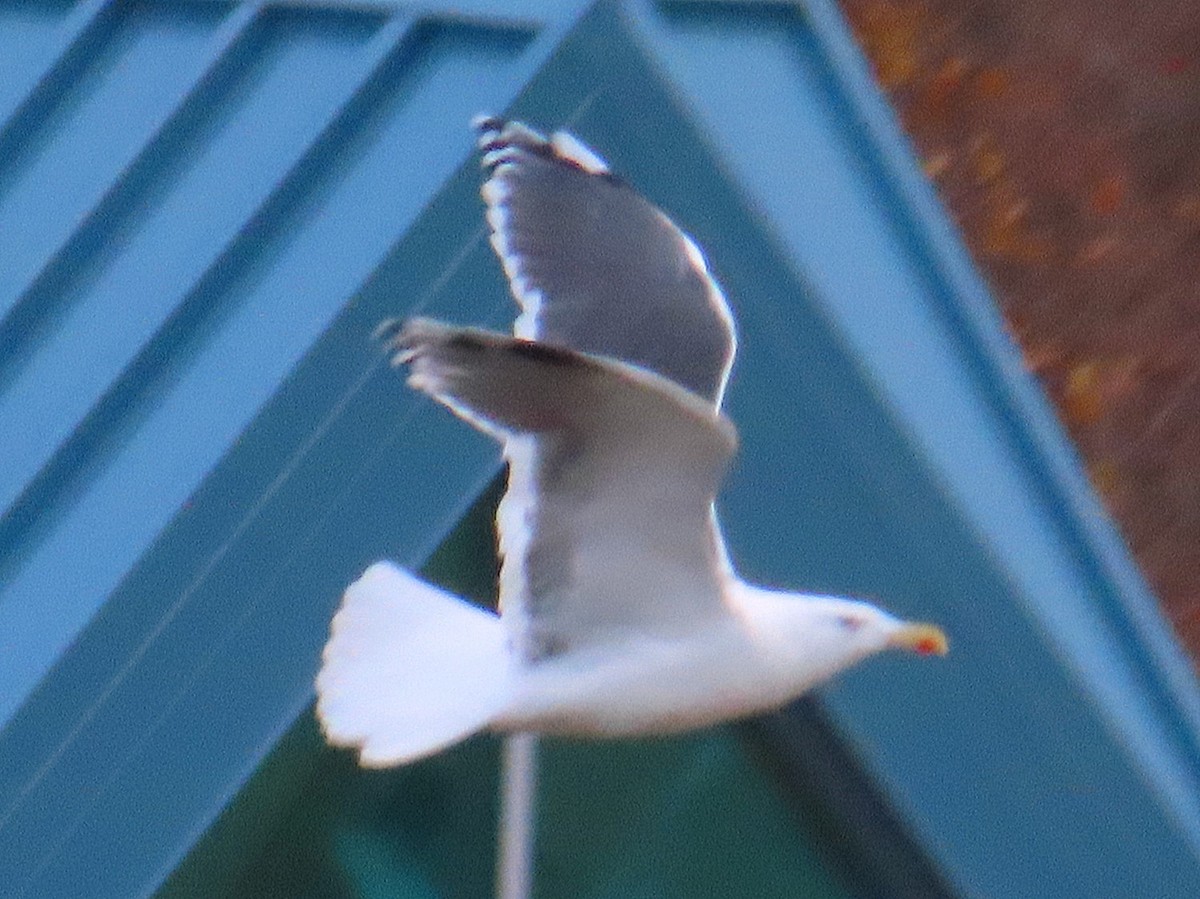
915,636,943,656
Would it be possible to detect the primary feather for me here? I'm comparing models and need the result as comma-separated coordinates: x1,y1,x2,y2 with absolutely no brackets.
473,116,737,406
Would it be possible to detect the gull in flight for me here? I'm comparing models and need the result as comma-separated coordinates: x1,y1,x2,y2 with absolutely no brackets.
316,117,947,767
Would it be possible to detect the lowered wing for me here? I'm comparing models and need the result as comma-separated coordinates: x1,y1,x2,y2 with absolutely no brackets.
387,318,738,662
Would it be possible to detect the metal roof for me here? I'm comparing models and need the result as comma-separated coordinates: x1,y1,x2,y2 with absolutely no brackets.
2,1,1199,896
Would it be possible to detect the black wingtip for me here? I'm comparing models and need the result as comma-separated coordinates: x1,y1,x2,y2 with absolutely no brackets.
471,113,506,135
379,317,494,363
377,317,445,368
471,114,621,184
471,116,562,174
376,315,591,373
372,317,403,344
473,115,518,172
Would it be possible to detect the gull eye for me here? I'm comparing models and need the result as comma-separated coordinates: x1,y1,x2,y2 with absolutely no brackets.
836,613,866,633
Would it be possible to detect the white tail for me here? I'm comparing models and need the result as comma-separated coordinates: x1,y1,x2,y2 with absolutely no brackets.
316,561,511,767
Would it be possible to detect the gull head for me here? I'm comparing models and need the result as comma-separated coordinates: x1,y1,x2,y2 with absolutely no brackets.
735,587,948,693
800,597,947,664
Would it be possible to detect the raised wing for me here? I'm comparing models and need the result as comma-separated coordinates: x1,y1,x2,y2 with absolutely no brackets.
474,116,737,408
386,318,738,662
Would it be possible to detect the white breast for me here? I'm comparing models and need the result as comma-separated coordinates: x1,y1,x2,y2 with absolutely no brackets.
492,617,800,736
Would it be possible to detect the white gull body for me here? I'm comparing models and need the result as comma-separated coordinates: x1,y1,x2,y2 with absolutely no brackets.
316,120,946,767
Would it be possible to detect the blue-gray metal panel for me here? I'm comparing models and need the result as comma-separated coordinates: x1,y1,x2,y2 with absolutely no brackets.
0,3,588,727
0,0,108,130
624,0,1200,896
0,2,589,895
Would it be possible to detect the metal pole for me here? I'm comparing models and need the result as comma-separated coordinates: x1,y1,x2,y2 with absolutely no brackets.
496,732,538,899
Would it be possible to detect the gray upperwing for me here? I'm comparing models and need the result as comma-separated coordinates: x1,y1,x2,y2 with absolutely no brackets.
474,117,737,407
389,318,738,661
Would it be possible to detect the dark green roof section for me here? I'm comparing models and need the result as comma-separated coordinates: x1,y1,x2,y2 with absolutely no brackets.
1,1,1199,897
161,723,861,899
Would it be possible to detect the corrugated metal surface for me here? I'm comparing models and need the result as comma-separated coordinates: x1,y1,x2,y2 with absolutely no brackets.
0,2,586,895
0,0,573,728
2,1,1200,897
